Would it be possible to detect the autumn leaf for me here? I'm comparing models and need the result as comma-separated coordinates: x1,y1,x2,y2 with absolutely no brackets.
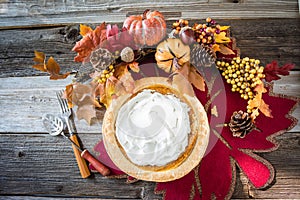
189,66,205,91
264,60,295,82
212,44,220,53
128,62,140,73
69,83,102,124
214,32,231,44
171,62,203,96
220,26,230,31
79,24,93,36
32,51,71,80
33,50,45,63
72,22,107,62
64,84,74,108
219,44,235,55
248,83,273,119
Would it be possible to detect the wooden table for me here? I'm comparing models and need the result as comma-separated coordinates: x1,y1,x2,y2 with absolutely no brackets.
0,1,299,199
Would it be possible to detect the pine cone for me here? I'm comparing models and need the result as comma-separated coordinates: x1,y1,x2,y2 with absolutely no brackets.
90,48,114,71
190,44,216,68
229,110,255,138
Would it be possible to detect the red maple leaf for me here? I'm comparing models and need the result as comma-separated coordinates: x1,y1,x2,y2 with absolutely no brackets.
264,60,295,82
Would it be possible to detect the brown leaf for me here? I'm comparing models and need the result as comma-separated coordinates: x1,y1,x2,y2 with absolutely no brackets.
171,62,195,96
219,44,235,55
46,57,70,80
32,51,71,80
172,72,194,97
64,84,74,108
33,50,45,63
119,71,135,94
79,24,93,37
189,66,205,91
76,103,97,125
32,64,47,72
69,83,102,124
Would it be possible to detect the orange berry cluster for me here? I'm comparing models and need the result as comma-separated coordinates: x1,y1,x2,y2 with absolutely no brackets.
172,17,221,47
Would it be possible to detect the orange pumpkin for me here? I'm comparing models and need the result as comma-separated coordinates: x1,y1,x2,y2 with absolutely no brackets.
123,9,167,46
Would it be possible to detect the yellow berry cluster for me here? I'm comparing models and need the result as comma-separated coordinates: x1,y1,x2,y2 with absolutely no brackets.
217,57,265,113
95,65,115,84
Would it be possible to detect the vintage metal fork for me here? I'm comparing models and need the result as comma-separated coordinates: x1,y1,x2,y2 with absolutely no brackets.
56,90,91,178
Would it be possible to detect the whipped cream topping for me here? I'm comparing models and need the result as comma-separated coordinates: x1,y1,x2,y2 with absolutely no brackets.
116,90,191,166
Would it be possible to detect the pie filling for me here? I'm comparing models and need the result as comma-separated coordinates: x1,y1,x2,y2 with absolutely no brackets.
116,90,191,166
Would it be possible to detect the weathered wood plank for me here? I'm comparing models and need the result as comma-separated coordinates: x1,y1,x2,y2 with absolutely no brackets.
0,72,299,133
0,132,299,199
0,0,299,29
0,19,299,78
0,133,161,199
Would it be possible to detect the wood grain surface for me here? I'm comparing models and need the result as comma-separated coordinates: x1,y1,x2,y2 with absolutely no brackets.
0,0,299,199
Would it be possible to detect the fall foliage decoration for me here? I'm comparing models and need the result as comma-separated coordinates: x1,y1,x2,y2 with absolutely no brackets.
32,10,293,134
123,9,167,46
32,50,71,80
155,38,190,73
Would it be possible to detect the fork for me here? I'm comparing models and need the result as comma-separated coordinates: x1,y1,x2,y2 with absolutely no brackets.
56,90,91,178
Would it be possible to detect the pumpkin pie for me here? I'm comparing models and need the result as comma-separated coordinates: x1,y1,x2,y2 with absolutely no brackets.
102,77,209,182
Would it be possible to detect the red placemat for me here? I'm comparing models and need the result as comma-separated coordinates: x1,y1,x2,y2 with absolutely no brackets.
91,70,298,200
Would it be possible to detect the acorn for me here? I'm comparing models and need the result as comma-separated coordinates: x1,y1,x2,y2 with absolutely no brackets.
179,27,196,45
120,47,134,63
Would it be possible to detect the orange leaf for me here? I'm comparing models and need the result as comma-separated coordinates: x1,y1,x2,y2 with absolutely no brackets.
259,99,273,118
33,50,45,63
79,24,93,37
64,84,74,108
254,82,267,94
72,23,107,62
128,62,140,73
219,44,235,55
248,93,261,109
248,82,272,118
32,64,47,72
189,66,205,91
46,57,60,74
212,44,220,53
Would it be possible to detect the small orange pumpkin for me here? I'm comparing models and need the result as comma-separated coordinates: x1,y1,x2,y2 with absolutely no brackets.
155,38,190,73
123,9,167,46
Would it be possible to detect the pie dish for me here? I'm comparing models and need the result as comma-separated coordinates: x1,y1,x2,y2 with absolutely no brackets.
102,77,209,182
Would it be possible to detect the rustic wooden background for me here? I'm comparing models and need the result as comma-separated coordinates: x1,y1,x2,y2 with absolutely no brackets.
0,0,299,199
